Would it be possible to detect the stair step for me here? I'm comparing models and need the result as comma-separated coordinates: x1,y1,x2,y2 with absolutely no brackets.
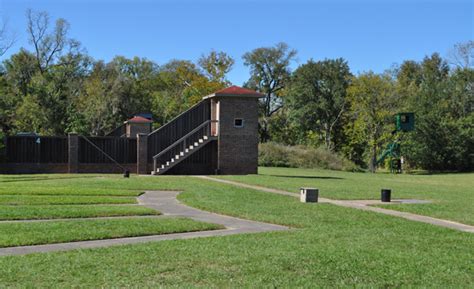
152,131,212,176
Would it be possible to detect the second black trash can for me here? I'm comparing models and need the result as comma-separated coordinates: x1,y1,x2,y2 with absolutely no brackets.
381,189,391,202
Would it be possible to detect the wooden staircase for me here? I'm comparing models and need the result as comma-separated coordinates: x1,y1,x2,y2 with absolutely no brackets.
151,120,217,175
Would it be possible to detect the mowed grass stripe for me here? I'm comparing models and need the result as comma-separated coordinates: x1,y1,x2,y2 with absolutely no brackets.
0,217,223,247
0,186,141,197
0,205,159,220
0,195,137,205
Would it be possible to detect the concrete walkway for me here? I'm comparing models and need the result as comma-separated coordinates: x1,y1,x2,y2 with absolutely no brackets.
197,176,474,234
0,191,288,257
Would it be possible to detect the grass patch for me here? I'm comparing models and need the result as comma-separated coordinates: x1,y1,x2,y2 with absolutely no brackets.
218,167,474,225
0,176,471,287
0,187,139,196
0,175,140,196
0,217,222,247
0,205,159,220
0,195,137,205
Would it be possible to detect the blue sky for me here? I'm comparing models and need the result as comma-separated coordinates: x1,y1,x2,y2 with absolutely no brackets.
1,0,473,85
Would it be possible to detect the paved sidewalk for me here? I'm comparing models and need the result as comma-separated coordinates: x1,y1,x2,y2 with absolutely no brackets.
197,176,474,233
0,191,288,257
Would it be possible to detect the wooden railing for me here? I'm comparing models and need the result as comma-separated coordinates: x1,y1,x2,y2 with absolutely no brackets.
147,99,211,162
152,120,216,172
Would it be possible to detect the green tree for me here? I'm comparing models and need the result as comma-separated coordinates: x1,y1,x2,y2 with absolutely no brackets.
198,50,234,84
0,10,91,135
2,49,38,98
14,93,50,134
400,54,473,171
73,56,158,135
287,58,351,150
401,54,450,170
152,59,224,126
447,67,474,119
347,72,398,172
0,50,38,134
243,42,297,142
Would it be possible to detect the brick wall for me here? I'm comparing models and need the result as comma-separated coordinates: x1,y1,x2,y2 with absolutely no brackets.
0,163,68,174
126,123,151,138
217,97,259,174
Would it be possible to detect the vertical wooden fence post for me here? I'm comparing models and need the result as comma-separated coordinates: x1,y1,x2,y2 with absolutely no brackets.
137,133,148,174
68,133,79,173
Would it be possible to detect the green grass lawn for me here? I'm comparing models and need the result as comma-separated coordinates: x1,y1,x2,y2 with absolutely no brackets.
0,175,140,196
0,174,471,288
0,194,137,205
0,217,222,247
218,167,474,225
0,174,146,220
0,205,159,220
0,186,139,196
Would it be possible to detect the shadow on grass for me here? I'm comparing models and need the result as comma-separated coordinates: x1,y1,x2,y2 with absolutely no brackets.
262,174,344,180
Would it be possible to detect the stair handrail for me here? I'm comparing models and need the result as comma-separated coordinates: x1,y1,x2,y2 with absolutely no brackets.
152,120,215,160
148,99,209,137
152,120,217,173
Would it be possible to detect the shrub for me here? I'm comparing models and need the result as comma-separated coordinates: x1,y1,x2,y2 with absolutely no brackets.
259,142,358,171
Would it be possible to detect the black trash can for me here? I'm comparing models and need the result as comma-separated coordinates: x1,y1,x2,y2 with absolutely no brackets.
381,189,391,202
123,170,130,178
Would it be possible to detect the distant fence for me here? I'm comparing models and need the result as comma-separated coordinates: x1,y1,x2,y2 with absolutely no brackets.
79,136,136,164
3,135,136,164
4,136,68,163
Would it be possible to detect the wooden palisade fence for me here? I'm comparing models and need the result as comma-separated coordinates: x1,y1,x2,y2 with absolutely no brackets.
0,135,137,174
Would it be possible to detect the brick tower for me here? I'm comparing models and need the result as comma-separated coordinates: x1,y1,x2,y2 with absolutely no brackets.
204,86,264,174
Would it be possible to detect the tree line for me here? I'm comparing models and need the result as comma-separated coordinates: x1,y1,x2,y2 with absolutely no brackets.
0,10,472,171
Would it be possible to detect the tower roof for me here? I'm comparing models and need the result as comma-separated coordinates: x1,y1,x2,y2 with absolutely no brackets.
203,85,265,99
125,116,153,124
